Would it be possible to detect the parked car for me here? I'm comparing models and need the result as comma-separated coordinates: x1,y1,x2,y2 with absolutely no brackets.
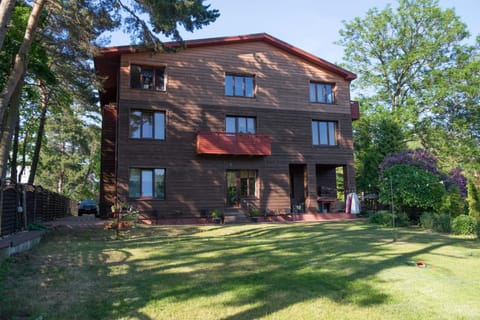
78,200,98,216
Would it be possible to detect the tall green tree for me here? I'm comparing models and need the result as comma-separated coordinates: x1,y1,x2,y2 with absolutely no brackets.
354,107,406,194
338,0,470,125
338,0,479,192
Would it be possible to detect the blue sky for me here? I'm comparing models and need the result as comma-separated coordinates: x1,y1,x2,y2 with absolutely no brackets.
110,0,479,64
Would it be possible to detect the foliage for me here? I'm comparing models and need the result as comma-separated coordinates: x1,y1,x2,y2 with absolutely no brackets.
379,164,445,214
368,210,409,227
339,0,479,192
451,215,476,236
249,208,260,217
467,180,480,220
437,186,466,218
445,168,468,197
354,110,406,194
380,148,440,175
419,212,435,230
338,0,471,124
379,148,468,220
211,209,221,218
34,107,100,199
434,213,452,233
420,212,453,233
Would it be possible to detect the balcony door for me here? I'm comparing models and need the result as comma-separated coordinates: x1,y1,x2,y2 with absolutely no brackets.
226,170,257,207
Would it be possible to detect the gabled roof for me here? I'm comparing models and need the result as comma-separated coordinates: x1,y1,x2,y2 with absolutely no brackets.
94,33,356,106
98,33,356,79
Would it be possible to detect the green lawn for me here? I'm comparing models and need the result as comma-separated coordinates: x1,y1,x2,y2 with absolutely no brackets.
1,222,479,320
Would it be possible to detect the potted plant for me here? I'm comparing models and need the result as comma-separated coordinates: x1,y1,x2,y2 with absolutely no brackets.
249,208,260,222
211,209,222,224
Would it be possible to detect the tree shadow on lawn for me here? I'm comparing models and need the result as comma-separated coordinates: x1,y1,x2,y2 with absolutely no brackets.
3,223,476,320
85,222,475,319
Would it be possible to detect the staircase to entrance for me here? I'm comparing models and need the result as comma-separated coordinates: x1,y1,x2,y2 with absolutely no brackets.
224,208,250,223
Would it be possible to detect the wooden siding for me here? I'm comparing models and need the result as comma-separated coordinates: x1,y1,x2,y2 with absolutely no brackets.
103,39,356,217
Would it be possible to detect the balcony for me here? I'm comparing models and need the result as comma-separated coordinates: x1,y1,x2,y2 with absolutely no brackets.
350,100,360,120
196,132,271,156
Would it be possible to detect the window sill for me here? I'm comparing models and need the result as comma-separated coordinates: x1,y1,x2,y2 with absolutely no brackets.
130,87,167,92
225,95,256,99
129,197,165,201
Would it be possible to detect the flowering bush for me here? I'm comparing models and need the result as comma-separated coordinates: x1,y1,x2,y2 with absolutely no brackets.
380,148,439,175
445,167,467,197
380,164,445,213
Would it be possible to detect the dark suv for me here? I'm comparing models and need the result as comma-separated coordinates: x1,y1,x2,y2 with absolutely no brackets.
78,200,98,216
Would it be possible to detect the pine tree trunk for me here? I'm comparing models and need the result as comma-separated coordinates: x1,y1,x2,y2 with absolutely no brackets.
28,85,49,184
10,115,20,183
0,73,25,179
0,0,46,180
0,0,16,52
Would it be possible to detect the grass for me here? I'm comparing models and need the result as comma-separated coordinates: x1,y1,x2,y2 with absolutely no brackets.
0,222,479,320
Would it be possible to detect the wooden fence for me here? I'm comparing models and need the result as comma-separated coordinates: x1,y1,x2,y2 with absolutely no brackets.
0,181,76,237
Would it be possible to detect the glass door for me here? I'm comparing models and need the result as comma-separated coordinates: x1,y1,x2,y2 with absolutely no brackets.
227,171,239,207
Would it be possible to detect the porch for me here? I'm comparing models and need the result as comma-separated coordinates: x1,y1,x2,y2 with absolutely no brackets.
289,163,355,214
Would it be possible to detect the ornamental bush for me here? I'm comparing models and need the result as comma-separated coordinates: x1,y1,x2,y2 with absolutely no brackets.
451,215,476,235
380,165,445,214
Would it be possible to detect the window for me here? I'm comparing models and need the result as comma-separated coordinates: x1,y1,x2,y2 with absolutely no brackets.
240,170,257,197
129,168,165,199
309,82,335,104
129,110,165,140
312,120,337,146
225,74,255,97
130,64,166,91
225,116,256,134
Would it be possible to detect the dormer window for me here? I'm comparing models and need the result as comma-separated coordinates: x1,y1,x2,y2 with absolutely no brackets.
309,82,335,104
130,64,166,91
225,74,255,97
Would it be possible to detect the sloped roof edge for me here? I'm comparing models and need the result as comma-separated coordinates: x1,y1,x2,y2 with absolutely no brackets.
96,33,356,81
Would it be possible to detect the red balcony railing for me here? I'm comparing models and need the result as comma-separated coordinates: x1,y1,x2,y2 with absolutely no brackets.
350,100,360,120
196,132,271,156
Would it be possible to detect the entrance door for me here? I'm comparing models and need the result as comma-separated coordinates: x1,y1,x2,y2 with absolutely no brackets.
226,170,257,207
289,164,307,212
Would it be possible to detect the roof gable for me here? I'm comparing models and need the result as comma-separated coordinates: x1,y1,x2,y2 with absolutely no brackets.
96,33,356,81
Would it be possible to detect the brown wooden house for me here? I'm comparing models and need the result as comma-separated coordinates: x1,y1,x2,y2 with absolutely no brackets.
94,33,359,220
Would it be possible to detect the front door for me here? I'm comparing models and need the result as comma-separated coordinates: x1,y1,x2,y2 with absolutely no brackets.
226,170,257,207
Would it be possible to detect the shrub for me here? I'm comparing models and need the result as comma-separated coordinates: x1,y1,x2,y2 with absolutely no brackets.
451,215,476,235
438,186,465,218
369,210,409,227
379,165,445,215
476,220,480,238
420,212,435,230
467,180,480,220
369,211,392,227
434,213,452,233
